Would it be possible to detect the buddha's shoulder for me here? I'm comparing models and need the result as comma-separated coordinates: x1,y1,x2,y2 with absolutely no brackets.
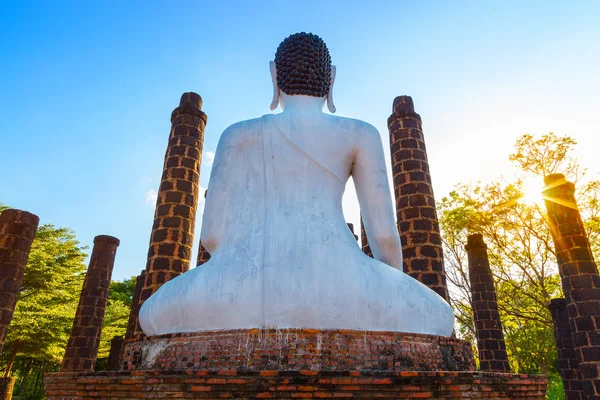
219,117,263,146
324,115,380,139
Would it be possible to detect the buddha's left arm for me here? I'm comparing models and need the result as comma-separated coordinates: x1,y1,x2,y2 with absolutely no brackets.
352,123,402,269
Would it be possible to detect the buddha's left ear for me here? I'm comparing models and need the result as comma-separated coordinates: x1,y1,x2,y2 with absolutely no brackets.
269,61,280,111
327,65,336,113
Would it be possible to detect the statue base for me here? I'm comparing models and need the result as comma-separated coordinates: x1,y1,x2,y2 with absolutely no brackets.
120,328,475,372
45,330,547,398
45,370,547,399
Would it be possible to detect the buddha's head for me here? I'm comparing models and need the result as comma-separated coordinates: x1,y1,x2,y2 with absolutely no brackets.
270,32,336,112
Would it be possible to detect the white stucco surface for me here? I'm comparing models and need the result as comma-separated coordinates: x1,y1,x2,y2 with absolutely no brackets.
139,95,455,337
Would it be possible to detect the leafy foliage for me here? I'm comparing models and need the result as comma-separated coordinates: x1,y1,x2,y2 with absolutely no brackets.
440,133,599,376
96,277,136,361
0,219,135,396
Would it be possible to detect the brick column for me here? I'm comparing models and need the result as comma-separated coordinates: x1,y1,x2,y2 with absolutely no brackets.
196,189,211,267
136,93,207,338
543,173,600,398
0,209,39,353
388,96,449,301
124,270,145,341
465,234,510,372
107,336,124,371
347,223,358,241
196,243,211,266
61,235,119,372
549,298,585,400
360,215,373,257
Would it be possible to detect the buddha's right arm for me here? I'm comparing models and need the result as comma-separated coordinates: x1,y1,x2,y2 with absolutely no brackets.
352,123,402,270
199,125,241,253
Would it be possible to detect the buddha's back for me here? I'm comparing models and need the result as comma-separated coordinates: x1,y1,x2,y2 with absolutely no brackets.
139,112,454,336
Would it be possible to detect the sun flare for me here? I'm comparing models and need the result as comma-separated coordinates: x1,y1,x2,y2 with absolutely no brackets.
519,178,545,207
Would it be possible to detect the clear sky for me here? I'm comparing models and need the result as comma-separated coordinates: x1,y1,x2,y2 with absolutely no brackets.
1,1,599,281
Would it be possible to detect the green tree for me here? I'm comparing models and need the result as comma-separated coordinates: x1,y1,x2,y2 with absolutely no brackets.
439,133,599,377
96,277,136,363
0,224,88,399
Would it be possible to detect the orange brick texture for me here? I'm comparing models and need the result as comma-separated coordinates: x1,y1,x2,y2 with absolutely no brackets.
387,96,449,302
61,235,119,372
121,329,474,372
196,243,211,266
0,209,39,353
543,174,600,398
0,377,15,400
138,92,207,338
196,189,211,266
107,336,124,371
549,298,585,400
465,234,511,373
359,216,373,258
124,270,145,341
44,369,547,399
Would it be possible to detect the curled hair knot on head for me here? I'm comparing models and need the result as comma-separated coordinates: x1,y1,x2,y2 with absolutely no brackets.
274,32,332,98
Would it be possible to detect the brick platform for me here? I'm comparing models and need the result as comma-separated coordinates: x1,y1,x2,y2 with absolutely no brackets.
121,329,474,372
45,369,547,399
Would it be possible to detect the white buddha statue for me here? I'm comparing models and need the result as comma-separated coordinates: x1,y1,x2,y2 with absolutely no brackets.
139,33,454,337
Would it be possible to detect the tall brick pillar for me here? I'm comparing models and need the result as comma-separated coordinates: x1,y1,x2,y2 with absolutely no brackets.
347,223,358,241
549,298,585,400
196,190,211,267
360,216,373,257
61,235,119,372
0,209,39,353
465,234,511,372
136,92,207,338
107,336,124,371
124,270,145,341
543,173,600,398
388,96,449,301
196,243,211,266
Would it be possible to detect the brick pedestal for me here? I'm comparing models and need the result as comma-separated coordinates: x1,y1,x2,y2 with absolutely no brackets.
549,298,584,400
387,96,449,301
61,235,119,372
107,336,124,371
45,370,547,399
543,173,600,398
124,270,145,341
359,216,373,257
139,93,207,339
121,329,474,372
0,209,39,353
465,234,511,373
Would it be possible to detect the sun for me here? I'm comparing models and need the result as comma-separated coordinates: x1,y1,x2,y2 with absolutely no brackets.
519,178,545,208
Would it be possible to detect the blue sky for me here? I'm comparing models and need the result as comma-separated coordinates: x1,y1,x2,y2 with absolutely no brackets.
1,1,599,281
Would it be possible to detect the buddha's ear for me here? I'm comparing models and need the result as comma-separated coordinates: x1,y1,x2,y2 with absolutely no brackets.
327,65,336,113
269,61,280,111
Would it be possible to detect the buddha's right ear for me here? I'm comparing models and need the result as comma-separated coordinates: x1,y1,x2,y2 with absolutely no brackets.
269,61,279,111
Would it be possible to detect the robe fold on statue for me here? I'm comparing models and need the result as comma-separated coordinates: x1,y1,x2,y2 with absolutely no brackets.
139,114,454,336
